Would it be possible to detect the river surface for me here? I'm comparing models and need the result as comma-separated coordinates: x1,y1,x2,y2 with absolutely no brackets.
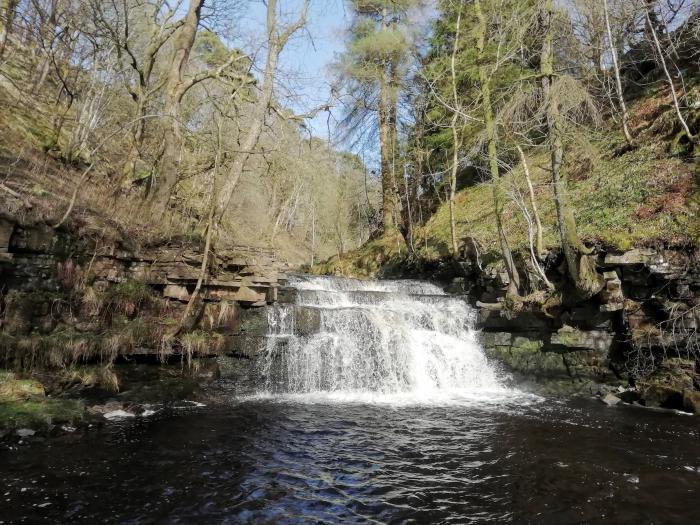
2,275,699,523
1,397,699,524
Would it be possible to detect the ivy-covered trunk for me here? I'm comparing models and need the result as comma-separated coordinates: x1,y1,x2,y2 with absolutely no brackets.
475,0,520,296
540,0,602,299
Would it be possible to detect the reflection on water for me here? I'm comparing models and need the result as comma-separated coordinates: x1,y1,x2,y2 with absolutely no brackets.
2,397,699,524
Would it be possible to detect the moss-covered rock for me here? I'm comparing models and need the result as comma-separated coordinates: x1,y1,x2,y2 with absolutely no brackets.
0,399,85,431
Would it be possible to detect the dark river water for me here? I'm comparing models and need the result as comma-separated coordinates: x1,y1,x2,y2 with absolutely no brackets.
1,394,699,524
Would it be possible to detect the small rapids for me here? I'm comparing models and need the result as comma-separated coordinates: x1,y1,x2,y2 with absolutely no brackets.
256,274,513,403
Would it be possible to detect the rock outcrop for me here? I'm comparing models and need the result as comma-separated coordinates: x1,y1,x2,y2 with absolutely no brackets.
0,218,288,394
464,247,699,409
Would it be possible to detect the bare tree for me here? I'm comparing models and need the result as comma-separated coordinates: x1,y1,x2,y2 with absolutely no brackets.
217,0,310,222
603,0,634,144
644,3,695,141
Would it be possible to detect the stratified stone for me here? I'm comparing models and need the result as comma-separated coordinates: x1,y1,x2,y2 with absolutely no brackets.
603,249,660,266
551,326,614,352
293,306,321,335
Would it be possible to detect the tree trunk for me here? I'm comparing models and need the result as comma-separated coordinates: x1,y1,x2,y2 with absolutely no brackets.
0,0,18,61
603,0,633,144
541,0,603,299
149,0,204,218
447,7,462,258
378,70,397,232
516,145,544,258
645,8,694,141
377,6,398,233
475,0,520,296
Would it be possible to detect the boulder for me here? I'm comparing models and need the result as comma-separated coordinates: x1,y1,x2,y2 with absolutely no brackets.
163,284,190,301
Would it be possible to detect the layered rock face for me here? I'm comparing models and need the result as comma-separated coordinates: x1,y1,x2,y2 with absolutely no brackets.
466,248,699,410
0,218,287,384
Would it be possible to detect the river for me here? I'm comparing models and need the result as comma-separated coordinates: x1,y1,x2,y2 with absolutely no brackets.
1,275,699,523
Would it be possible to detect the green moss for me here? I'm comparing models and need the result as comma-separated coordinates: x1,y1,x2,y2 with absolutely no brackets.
0,399,85,430
486,339,568,377
0,377,45,400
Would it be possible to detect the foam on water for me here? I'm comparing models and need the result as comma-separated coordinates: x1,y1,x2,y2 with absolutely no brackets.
257,275,530,404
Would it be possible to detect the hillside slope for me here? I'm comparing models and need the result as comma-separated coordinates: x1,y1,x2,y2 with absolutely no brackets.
314,82,699,279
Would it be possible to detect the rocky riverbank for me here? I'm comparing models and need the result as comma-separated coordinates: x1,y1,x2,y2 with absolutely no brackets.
404,246,700,412
0,215,288,434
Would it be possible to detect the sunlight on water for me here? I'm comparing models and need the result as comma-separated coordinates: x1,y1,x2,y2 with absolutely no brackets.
256,274,537,405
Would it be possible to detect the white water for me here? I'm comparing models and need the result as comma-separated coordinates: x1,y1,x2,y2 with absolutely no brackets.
257,275,515,403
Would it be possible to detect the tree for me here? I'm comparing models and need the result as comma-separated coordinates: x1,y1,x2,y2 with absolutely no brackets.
540,0,603,299
474,0,522,295
603,0,634,144
216,0,310,221
149,1,251,218
338,0,421,233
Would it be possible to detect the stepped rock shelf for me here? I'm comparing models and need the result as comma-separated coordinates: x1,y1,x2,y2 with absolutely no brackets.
0,217,289,368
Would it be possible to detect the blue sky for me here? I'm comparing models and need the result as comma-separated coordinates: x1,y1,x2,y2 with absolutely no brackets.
235,0,351,139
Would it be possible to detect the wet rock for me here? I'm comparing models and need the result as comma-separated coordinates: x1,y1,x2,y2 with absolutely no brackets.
478,309,554,331
87,400,123,415
638,358,696,409
293,306,321,335
224,335,264,358
480,332,512,348
238,308,268,335
15,428,36,437
483,337,569,379
600,393,621,406
618,389,642,404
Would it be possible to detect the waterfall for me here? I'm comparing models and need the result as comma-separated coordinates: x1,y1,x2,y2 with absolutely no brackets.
257,274,507,401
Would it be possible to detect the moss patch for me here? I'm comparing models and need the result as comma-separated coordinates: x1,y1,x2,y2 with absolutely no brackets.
0,399,85,430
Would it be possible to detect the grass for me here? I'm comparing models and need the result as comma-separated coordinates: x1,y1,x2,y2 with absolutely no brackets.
102,278,159,317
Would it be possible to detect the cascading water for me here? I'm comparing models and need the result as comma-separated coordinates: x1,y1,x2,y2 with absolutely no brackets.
257,274,509,401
